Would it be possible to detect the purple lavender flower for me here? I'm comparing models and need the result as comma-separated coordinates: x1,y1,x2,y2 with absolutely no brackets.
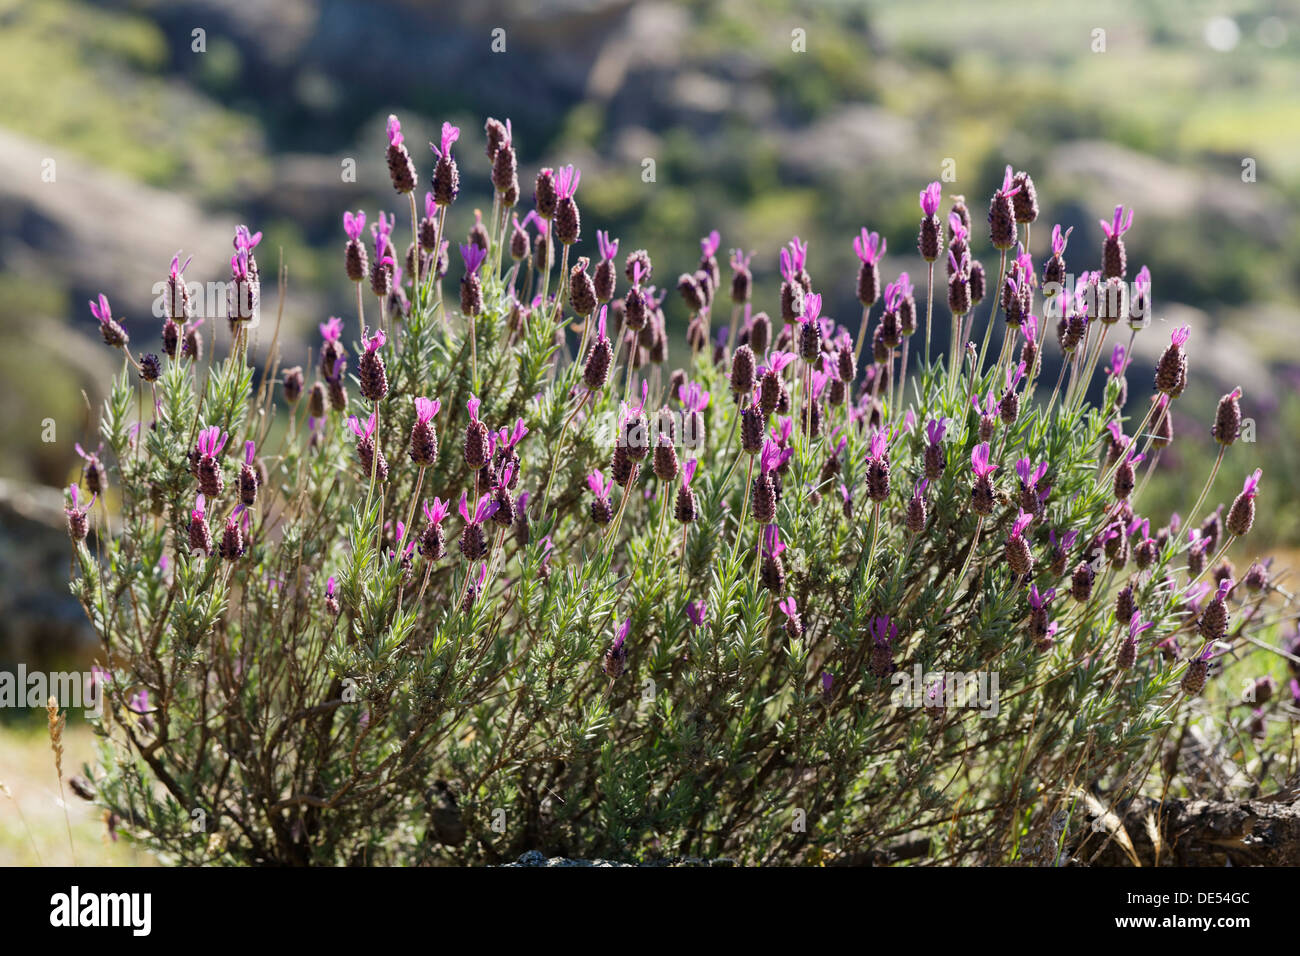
429,121,460,162
604,618,630,678
1100,204,1134,279
461,242,488,276
64,484,96,542
686,600,708,628
344,210,366,241
553,165,582,244
853,228,886,265
1226,468,1262,536
920,182,941,218
587,469,614,524
89,293,129,348
1050,223,1072,256
128,689,154,733
458,489,499,553
778,596,803,641
188,493,212,556
869,616,898,677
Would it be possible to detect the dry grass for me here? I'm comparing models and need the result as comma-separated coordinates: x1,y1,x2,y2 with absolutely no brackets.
0,722,152,866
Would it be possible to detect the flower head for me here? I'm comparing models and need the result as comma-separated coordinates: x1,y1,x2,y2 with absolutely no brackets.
869,615,897,648
461,242,488,275
996,164,1021,198
196,425,229,458
386,114,404,147
554,164,581,200
422,497,450,525
597,230,618,263
948,248,970,278
169,251,193,280
1106,344,1129,377
1049,528,1078,552
498,418,528,449
971,443,996,479
1240,468,1262,500
920,181,942,218
1050,223,1073,256
948,212,969,244
88,293,114,327
760,351,797,377
414,397,441,424
344,210,366,241
587,469,613,500
761,524,786,559
1028,585,1055,610
458,490,499,525
868,429,889,461
320,316,344,343
679,381,710,413
885,273,913,311
799,292,822,325
779,236,809,282
853,228,886,265
1015,458,1047,490
686,600,708,628
347,411,377,441
1134,265,1151,298
429,121,460,160
1100,204,1134,239
1004,360,1026,392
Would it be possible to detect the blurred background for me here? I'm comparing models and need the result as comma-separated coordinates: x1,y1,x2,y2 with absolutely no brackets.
1,0,1298,703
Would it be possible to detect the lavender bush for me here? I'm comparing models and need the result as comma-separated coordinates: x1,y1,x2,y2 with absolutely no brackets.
66,115,1295,865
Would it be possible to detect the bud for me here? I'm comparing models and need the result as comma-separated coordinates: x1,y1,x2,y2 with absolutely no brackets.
1005,534,1033,577
918,215,941,262
569,259,597,316
1212,387,1242,446
856,261,880,307
1226,469,1261,537
583,338,613,393
1011,171,1038,223
653,437,680,483
1071,561,1095,602
970,475,995,516
781,281,805,323
760,552,786,594
751,472,777,525
1116,583,1136,624
219,514,246,561
906,490,927,534
308,381,327,419
1181,657,1209,696
460,523,487,561
464,420,490,470
988,193,1017,250
356,437,389,483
